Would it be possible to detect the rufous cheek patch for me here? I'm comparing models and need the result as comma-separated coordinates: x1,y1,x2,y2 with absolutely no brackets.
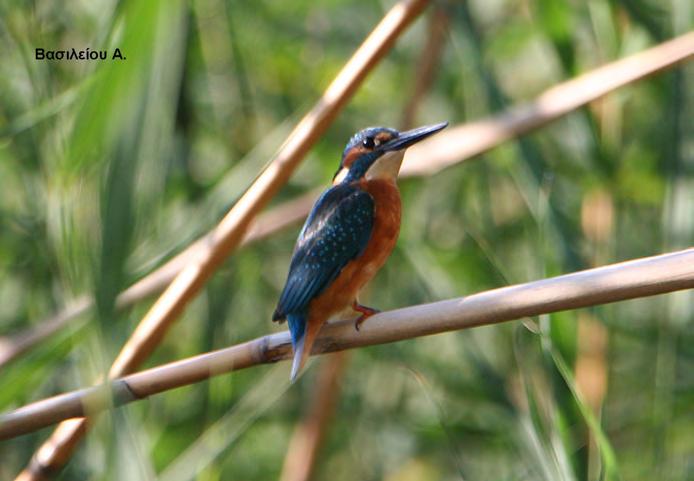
342,146,365,168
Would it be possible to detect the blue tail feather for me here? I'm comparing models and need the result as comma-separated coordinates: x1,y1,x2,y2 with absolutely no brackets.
287,313,307,382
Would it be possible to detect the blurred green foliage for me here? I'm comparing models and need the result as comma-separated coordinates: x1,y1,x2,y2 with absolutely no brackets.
0,0,692,480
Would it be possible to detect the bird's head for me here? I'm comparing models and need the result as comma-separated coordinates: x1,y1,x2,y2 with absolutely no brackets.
333,122,448,184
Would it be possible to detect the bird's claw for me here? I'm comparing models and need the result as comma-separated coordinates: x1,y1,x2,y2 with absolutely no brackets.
352,302,380,331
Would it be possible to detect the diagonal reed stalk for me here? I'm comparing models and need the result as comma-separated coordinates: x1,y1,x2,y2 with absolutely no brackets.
400,30,694,176
13,1,431,480
3,31,692,372
1,248,692,440
279,352,349,481
400,5,449,129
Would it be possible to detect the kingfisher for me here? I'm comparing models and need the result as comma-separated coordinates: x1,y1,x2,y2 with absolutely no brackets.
273,122,448,381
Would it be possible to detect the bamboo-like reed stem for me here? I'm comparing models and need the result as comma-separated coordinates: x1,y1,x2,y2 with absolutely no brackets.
400,31,694,176
279,352,349,481
2,248,692,441
400,7,449,129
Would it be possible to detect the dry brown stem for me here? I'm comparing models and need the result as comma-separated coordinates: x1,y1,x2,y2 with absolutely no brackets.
401,6,449,129
2,248,692,441
400,31,694,176
279,352,349,481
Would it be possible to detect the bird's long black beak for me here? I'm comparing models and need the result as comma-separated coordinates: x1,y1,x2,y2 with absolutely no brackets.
382,121,448,152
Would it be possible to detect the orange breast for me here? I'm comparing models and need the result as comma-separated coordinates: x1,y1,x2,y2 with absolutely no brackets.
308,179,401,322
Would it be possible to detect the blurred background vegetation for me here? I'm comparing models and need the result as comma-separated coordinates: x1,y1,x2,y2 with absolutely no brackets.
0,0,692,480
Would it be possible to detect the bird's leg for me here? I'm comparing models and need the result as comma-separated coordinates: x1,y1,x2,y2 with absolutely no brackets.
352,300,380,331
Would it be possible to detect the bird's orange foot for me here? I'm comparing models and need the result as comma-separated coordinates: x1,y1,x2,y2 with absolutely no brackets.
352,301,380,331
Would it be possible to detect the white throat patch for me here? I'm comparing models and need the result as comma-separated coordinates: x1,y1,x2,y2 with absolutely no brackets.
365,150,405,181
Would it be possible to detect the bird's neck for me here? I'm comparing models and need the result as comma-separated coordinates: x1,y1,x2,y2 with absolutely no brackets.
357,176,400,200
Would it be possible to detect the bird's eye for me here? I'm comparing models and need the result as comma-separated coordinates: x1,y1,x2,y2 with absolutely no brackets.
362,137,375,149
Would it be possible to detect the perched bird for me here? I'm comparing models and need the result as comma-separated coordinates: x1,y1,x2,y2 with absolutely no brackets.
273,122,448,380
